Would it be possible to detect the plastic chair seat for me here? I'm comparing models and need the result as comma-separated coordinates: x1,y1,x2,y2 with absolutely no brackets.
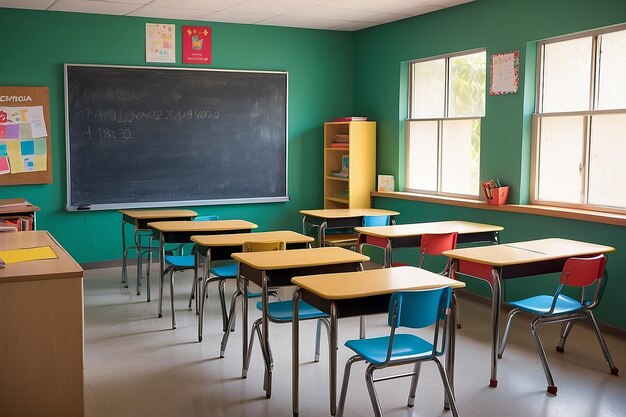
509,294,582,315
345,334,433,366
258,300,329,322
210,261,238,277
164,254,195,268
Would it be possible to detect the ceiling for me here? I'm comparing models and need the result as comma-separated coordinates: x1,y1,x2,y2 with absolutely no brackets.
0,0,473,31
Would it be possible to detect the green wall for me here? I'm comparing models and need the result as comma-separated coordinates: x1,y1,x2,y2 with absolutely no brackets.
0,8,354,262
352,0,626,330
1,2,625,330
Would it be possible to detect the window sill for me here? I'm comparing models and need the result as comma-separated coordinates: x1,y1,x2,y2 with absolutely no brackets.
371,191,626,227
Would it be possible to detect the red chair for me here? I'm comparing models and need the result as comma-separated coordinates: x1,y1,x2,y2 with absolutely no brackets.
417,232,458,274
498,254,619,395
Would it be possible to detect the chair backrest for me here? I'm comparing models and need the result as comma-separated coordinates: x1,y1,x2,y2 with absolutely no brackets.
362,215,390,227
388,287,451,329
195,215,219,221
560,255,606,288
418,232,458,269
243,240,286,253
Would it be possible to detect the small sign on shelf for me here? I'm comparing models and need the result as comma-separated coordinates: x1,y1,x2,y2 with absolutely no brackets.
377,175,395,192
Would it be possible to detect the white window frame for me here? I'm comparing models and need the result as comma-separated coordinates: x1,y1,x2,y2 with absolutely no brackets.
531,24,626,214
405,48,485,199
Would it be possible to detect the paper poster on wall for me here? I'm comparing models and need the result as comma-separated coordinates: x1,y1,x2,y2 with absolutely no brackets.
490,50,519,95
146,23,176,63
183,26,212,64
0,106,48,138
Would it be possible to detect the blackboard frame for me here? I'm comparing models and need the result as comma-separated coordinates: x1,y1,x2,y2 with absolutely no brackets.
64,64,289,211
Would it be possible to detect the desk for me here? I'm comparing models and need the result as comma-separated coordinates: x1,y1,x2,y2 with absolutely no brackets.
299,208,399,247
443,238,615,388
0,231,84,417
232,247,369,398
291,266,465,416
148,220,257,322
119,209,197,298
355,220,503,267
191,230,315,345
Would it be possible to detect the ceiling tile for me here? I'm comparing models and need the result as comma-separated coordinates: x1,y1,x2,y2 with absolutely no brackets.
49,0,142,15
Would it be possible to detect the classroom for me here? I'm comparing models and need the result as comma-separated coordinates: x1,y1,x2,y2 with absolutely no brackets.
0,0,625,416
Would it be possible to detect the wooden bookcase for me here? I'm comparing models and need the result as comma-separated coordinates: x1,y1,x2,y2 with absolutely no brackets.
0,197,40,230
323,121,376,208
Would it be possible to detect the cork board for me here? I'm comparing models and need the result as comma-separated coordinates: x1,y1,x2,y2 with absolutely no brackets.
0,86,52,185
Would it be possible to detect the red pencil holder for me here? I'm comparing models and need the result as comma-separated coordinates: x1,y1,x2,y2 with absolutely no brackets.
486,186,509,205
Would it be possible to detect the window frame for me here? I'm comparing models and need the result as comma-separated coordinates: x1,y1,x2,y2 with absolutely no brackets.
530,24,626,214
405,48,486,199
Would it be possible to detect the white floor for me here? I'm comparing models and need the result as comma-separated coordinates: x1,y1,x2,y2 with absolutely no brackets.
83,267,626,417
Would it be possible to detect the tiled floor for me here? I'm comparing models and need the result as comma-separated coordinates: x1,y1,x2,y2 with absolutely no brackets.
84,267,625,417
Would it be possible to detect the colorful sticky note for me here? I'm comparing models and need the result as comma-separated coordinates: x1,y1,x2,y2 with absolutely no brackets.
33,138,47,155
23,156,34,171
19,123,33,139
0,125,6,139
0,156,9,174
20,140,35,155
34,154,46,171
5,124,19,139
0,143,7,157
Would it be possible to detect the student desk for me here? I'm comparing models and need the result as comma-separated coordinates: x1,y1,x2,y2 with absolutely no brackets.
0,231,84,417
231,247,369,398
291,266,465,416
355,220,504,267
190,230,315,345
148,220,257,321
299,208,399,247
119,209,197,298
443,238,615,388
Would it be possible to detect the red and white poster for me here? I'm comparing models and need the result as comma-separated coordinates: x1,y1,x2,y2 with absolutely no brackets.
183,26,212,64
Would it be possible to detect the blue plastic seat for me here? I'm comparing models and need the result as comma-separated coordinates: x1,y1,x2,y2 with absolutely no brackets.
323,214,391,249
336,287,458,417
498,254,619,395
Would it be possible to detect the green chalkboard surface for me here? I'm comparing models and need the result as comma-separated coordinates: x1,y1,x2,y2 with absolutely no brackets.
64,64,288,211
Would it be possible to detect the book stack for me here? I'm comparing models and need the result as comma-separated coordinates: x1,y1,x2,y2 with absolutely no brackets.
329,133,349,148
0,216,33,231
332,116,368,122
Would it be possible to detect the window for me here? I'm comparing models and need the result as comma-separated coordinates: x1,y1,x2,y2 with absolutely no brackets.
406,50,486,197
532,26,626,212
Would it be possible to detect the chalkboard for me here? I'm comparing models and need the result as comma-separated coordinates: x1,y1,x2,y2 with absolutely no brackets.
64,64,288,211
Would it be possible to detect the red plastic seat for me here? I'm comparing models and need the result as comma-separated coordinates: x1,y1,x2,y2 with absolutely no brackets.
498,254,619,395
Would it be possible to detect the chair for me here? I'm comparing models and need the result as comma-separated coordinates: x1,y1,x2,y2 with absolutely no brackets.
163,215,220,329
498,254,619,395
323,215,391,249
337,287,458,417
239,240,330,399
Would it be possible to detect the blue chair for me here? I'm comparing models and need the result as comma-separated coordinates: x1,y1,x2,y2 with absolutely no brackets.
163,215,219,329
238,240,330,399
323,214,391,249
337,287,459,417
498,254,618,395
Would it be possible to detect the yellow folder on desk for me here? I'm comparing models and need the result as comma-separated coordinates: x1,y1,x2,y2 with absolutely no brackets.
0,246,58,264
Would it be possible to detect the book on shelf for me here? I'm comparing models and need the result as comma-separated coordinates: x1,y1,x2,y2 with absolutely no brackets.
0,221,18,232
334,134,350,142
0,198,32,209
331,171,349,178
333,116,368,122
0,216,33,231
329,142,349,148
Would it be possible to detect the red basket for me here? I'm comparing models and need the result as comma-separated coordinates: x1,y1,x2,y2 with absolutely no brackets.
486,186,509,206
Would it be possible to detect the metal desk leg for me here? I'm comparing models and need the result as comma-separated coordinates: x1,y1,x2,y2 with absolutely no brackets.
490,268,501,387
292,288,301,417
157,233,165,318
329,303,338,416
261,271,272,398
444,292,459,409
241,267,249,378
121,218,128,286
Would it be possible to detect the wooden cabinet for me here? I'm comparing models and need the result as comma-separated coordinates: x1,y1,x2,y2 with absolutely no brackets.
0,198,40,230
324,121,376,208
0,231,84,417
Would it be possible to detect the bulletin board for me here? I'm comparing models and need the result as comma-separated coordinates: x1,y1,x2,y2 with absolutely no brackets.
0,86,52,185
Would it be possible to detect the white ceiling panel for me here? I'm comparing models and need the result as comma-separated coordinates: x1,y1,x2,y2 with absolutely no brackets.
0,0,474,31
